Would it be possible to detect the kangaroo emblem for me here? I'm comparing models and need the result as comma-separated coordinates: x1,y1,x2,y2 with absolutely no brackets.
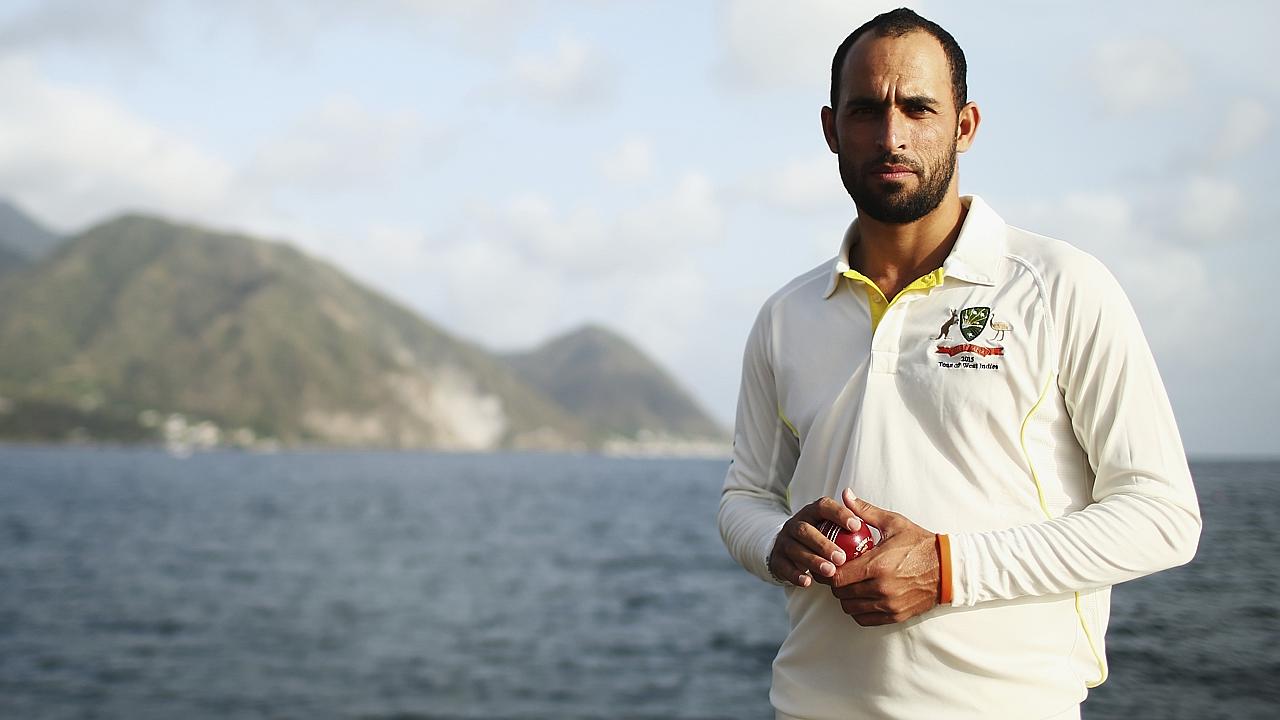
989,318,1013,342
936,308,959,339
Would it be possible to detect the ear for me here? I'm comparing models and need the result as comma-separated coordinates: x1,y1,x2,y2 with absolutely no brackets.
955,101,980,153
821,105,839,153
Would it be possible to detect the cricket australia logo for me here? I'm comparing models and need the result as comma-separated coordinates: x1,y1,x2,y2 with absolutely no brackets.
958,306,990,341
935,306,1006,370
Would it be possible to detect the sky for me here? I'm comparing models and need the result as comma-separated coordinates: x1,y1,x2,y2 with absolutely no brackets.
0,0,1276,457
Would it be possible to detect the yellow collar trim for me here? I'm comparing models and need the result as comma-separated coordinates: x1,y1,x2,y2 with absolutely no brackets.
841,267,946,331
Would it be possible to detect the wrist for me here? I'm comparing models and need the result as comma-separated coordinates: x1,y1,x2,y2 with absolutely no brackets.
764,529,787,586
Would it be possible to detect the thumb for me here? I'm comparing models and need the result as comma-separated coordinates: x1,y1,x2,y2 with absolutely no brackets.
841,488,895,528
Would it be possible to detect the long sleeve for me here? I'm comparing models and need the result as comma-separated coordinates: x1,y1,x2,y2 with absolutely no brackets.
718,303,801,585
949,253,1202,606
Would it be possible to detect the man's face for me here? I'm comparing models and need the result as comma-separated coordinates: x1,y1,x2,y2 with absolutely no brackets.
824,31,963,224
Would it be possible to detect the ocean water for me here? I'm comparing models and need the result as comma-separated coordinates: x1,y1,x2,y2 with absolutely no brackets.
0,447,1275,719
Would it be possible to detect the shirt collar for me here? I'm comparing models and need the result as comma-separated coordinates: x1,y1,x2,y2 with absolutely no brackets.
821,195,1005,299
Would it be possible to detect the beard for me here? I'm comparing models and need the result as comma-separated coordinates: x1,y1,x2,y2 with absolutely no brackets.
839,143,957,224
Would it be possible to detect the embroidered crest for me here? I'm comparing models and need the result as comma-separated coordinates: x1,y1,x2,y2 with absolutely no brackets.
959,306,990,341
936,306,1006,371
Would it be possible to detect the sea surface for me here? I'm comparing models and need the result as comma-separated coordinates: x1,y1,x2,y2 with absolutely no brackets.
0,447,1275,719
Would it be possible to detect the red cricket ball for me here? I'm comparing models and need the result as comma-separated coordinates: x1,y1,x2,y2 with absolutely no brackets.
818,519,879,559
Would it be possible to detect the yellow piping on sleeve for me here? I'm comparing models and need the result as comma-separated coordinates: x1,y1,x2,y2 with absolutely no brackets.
778,405,799,439
1020,372,1108,688
777,405,798,511
1019,375,1054,518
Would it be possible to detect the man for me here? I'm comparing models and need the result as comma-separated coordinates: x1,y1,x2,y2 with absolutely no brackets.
717,9,1201,720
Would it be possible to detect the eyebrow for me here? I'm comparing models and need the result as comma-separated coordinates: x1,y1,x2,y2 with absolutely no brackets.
844,94,941,110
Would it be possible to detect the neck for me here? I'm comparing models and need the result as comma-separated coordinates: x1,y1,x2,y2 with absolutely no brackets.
850,192,967,297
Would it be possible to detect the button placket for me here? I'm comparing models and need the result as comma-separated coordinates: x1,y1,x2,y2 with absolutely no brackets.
870,289,935,374
870,297,905,375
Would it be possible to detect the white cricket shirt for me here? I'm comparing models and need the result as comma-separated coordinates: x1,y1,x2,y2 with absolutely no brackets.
718,196,1201,720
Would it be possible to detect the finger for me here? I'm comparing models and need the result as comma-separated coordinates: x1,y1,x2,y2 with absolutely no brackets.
839,596,887,616
783,535,838,579
842,488,895,529
792,518,847,565
829,577,882,600
808,495,863,534
828,548,881,587
770,553,813,587
850,612,896,627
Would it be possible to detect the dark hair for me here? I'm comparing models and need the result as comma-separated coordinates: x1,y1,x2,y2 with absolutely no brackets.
829,8,967,112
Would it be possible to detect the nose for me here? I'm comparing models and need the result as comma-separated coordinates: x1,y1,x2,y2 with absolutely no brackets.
875,109,906,151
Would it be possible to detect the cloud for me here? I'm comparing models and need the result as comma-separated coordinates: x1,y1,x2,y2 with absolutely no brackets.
598,137,654,184
1089,38,1192,114
0,0,161,55
0,1,542,63
0,57,451,239
615,173,722,261
395,171,724,353
511,34,612,108
0,56,240,231
1213,98,1271,164
716,0,908,94
392,0,527,18
740,152,848,213
1176,175,1244,243
320,223,434,297
490,171,720,278
353,0,546,55
608,262,711,371
245,96,447,192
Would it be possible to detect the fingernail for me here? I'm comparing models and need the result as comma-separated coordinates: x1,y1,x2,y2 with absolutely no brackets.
820,562,836,576
847,516,861,531
799,575,811,587
832,550,846,565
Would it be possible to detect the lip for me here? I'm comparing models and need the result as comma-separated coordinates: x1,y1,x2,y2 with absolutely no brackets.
871,164,915,180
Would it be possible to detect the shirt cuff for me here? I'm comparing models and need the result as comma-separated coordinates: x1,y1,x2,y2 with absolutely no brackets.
762,520,788,586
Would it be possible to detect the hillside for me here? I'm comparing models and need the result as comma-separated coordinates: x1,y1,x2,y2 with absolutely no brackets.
0,214,594,450
0,243,26,278
0,198,61,278
502,325,726,443
0,198,61,260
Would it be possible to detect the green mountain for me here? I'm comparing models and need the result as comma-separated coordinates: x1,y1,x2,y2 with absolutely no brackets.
0,213,594,450
0,198,62,278
502,325,726,442
0,243,26,278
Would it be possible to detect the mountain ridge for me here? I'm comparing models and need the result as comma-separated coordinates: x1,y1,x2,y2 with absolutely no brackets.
502,324,725,442
0,197,61,278
0,204,725,454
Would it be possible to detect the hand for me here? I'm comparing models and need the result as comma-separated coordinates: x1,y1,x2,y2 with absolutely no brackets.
829,489,940,626
768,495,864,588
